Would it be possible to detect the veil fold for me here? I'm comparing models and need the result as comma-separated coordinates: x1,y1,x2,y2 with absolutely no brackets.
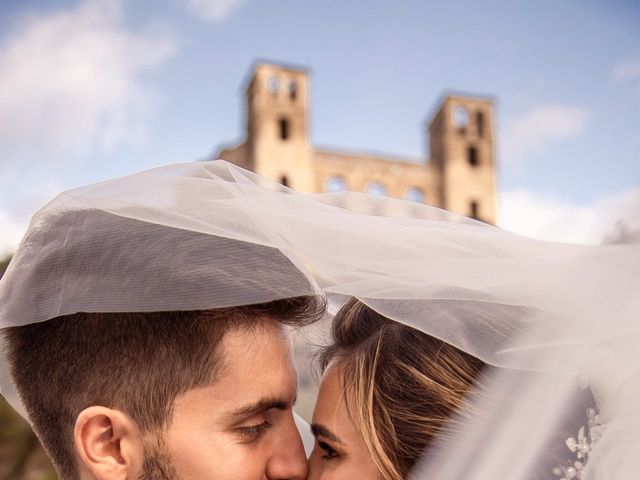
1,160,638,479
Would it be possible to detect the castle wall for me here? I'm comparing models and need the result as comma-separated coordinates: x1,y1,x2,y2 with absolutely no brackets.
217,62,497,224
312,149,441,206
219,141,251,170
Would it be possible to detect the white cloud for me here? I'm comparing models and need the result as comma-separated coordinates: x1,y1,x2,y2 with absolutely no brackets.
498,188,640,245
0,0,175,168
183,0,247,22
500,105,590,165
613,59,640,96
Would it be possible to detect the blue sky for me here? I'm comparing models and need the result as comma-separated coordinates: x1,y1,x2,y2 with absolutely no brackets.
0,0,639,253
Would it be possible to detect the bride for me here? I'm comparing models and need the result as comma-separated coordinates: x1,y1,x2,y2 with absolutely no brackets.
1,160,638,479
307,296,610,480
308,297,486,480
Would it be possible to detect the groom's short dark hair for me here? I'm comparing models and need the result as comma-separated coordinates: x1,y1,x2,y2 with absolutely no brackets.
3,297,323,480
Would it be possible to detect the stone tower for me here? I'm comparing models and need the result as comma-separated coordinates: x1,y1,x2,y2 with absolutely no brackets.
243,63,314,191
218,62,497,223
428,96,496,222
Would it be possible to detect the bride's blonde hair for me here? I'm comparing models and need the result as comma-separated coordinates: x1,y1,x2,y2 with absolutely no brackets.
319,298,486,480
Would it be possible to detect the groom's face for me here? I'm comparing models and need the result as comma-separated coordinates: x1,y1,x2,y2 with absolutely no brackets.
144,320,308,480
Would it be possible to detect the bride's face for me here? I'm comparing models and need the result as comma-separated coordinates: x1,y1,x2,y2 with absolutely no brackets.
307,364,380,480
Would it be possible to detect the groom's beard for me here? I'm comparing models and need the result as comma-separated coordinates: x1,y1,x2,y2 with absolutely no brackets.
138,436,179,480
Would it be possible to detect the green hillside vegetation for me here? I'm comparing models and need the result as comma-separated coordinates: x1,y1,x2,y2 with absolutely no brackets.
0,257,9,277
0,256,57,480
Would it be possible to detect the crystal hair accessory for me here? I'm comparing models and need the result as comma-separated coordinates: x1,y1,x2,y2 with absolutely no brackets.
552,408,604,479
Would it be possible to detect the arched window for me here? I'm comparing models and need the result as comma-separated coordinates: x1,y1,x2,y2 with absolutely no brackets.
367,182,387,197
289,81,297,101
405,187,425,203
476,111,485,138
280,175,289,187
468,146,479,167
325,176,347,192
278,118,290,141
267,75,280,94
453,106,469,128
470,200,479,220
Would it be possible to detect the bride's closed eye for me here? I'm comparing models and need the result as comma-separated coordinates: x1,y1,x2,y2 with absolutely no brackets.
311,423,344,460
316,439,341,459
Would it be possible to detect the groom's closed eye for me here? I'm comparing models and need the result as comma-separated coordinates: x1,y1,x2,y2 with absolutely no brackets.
225,395,297,442
236,419,273,442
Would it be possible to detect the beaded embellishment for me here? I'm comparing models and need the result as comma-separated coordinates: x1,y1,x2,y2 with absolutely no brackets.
552,408,603,479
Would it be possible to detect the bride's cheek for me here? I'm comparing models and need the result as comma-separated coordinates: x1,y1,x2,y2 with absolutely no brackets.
307,448,325,479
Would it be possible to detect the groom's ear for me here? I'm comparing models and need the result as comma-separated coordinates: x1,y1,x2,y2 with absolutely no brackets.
74,406,145,479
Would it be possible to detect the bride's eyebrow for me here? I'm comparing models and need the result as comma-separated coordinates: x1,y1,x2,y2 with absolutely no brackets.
311,423,343,444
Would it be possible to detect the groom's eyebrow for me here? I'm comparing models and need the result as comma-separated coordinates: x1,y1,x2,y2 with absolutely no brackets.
226,395,297,421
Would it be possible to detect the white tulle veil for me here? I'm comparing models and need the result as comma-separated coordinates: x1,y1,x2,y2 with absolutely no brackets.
1,160,638,479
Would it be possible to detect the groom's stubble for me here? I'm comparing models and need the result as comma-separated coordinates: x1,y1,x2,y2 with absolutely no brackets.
139,435,178,480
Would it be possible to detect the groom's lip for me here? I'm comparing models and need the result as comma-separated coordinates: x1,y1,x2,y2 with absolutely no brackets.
311,423,343,444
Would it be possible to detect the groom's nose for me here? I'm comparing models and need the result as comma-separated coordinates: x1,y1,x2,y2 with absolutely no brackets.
266,413,308,480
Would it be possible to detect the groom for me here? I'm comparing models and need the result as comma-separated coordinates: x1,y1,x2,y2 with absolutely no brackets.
2,208,323,480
